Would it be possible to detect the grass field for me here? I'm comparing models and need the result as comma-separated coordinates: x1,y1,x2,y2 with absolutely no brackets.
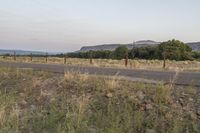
0,56,200,72
0,67,200,132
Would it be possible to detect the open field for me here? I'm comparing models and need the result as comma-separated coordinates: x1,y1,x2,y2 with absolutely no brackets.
0,67,200,132
0,56,200,72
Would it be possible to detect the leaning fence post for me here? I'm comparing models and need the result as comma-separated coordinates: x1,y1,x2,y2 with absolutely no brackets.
125,52,128,67
13,51,16,61
64,54,67,64
45,53,48,63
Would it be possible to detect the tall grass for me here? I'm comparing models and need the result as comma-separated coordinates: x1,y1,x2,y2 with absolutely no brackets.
0,67,199,132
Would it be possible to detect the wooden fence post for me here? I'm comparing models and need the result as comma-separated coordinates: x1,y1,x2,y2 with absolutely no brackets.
125,52,128,67
45,53,48,63
13,51,16,61
64,54,66,64
90,57,93,64
30,53,33,62
90,51,93,64
163,52,166,69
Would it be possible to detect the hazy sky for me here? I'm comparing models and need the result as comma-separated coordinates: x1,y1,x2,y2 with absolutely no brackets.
0,0,200,52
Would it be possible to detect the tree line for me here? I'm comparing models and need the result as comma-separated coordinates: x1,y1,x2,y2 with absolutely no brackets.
1,39,199,61
67,39,200,61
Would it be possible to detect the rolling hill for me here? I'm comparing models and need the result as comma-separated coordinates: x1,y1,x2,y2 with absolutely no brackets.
79,40,200,52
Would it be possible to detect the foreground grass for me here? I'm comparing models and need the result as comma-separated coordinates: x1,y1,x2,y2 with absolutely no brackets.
1,56,200,72
0,67,200,133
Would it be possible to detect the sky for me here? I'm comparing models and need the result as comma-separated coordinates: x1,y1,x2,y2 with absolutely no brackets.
0,0,200,52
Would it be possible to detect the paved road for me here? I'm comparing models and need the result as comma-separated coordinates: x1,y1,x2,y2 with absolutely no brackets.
0,61,200,86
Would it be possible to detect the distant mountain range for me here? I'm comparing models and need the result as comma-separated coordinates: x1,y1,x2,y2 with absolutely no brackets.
0,49,60,55
79,40,200,52
0,40,199,55
187,42,200,51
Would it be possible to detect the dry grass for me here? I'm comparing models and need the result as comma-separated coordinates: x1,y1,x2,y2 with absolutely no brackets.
1,56,200,72
0,67,200,132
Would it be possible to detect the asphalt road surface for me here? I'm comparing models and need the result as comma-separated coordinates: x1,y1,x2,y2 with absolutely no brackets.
0,61,200,86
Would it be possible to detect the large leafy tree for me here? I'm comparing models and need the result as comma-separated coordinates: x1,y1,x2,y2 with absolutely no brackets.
112,46,128,60
158,39,192,60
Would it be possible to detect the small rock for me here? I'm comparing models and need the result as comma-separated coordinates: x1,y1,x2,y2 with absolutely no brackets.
144,99,152,104
19,93,25,97
50,97,56,102
189,112,197,120
145,104,153,110
146,129,155,133
87,109,93,115
20,100,27,106
71,95,77,99
180,92,189,98
188,98,193,102
171,103,178,109
89,126,97,133
106,93,113,98
182,105,190,111
165,113,173,119
179,98,184,106
137,91,145,101
140,106,145,111
31,105,36,110
129,95,135,100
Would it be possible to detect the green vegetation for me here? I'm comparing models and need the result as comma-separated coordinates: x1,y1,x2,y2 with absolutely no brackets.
67,39,200,61
111,45,128,59
130,46,158,59
67,50,112,59
192,51,200,59
158,39,192,60
0,67,200,132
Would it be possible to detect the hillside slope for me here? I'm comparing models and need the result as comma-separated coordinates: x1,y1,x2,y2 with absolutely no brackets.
79,40,200,52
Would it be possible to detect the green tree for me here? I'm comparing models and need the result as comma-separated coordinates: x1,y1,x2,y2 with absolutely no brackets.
192,51,200,59
112,46,128,60
158,39,192,60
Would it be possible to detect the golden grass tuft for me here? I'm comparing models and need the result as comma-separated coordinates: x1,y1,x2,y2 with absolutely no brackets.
0,67,200,132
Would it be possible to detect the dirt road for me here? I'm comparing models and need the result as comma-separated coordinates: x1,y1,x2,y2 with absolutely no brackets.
0,61,199,86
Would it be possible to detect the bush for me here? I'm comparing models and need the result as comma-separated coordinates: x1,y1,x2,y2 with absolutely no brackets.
111,46,128,60
129,46,158,59
67,50,112,59
192,51,200,59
